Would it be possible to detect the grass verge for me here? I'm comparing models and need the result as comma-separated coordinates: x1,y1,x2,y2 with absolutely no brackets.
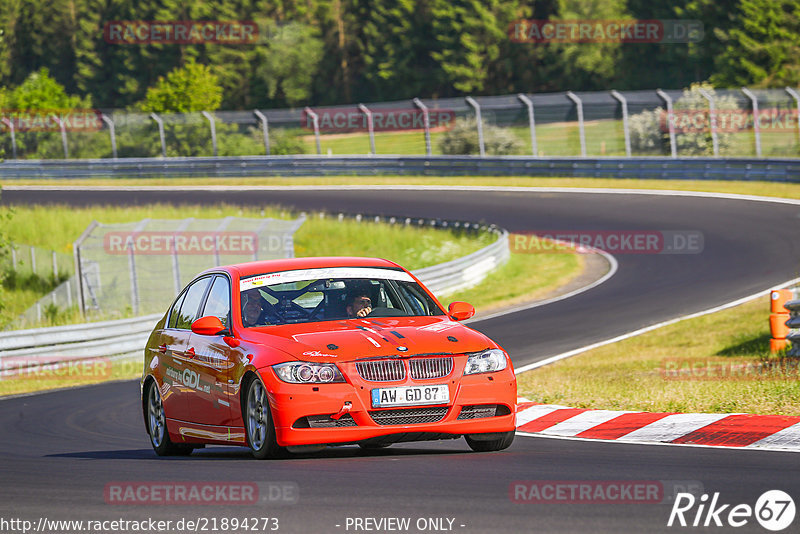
0,357,143,398
517,296,800,416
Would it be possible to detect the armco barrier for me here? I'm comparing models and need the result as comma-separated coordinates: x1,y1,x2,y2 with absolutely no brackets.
0,216,508,371
2,155,800,181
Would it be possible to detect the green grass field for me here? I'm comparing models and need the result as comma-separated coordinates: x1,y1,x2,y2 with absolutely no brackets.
517,296,800,415
298,118,799,158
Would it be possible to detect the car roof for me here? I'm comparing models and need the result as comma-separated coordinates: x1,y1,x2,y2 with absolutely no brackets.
204,256,404,279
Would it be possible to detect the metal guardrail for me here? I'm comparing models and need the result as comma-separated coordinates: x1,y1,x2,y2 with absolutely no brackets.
0,217,508,371
2,155,800,182
415,229,509,296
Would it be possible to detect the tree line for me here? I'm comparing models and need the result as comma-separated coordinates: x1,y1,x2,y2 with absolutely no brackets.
0,0,797,111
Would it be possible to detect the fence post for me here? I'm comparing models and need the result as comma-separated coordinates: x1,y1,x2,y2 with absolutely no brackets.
656,89,677,158
358,104,376,155
1,118,17,159
517,93,538,156
213,216,234,267
150,112,167,157
565,91,586,157
51,115,69,158
74,220,99,317
201,111,218,157
304,107,321,155
740,88,761,158
412,98,432,156
253,110,270,155
127,239,139,315
698,88,719,157
30,246,36,274
100,113,117,159
126,220,150,315
610,90,631,157
785,87,800,147
465,96,485,157
171,218,193,294
52,250,58,278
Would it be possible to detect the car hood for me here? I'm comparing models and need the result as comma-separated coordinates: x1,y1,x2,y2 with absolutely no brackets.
241,316,495,363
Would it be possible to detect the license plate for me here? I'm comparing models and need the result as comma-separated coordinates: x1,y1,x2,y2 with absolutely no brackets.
371,384,449,408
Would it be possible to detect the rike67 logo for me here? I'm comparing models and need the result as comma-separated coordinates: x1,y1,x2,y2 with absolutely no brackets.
668,490,795,531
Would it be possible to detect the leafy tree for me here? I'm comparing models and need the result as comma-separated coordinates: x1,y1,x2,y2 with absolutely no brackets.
548,0,631,90
253,21,324,106
1,68,91,158
140,60,222,113
429,0,513,94
711,0,800,87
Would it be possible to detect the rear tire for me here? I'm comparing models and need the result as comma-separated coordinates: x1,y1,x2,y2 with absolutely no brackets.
146,381,193,456
465,431,515,452
244,377,285,459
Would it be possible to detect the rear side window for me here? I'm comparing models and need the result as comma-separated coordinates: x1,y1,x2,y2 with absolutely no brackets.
201,276,231,328
167,292,187,329
173,277,211,330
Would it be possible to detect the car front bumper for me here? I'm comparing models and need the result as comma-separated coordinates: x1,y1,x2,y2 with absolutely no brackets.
261,366,518,447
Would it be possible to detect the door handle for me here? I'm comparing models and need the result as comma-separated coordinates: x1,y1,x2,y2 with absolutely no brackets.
158,344,168,353
186,347,195,358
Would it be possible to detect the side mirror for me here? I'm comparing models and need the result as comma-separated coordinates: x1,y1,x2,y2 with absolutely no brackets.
448,301,475,321
191,316,226,336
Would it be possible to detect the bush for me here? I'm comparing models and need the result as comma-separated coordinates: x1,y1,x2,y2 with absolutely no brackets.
629,83,741,156
438,117,523,156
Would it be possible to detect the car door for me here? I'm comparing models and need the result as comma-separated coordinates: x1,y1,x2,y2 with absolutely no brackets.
160,276,212,423
185,274,236,427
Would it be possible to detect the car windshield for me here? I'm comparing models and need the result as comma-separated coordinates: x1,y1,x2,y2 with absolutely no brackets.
239,267,445,327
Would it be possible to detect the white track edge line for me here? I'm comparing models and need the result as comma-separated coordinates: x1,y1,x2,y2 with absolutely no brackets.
469,249,618,324
513,275,800,375
514,431,800,453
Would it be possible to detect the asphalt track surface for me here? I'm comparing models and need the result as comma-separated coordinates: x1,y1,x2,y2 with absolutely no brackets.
1,186,800,533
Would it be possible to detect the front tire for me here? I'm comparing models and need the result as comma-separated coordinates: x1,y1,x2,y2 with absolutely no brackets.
465,430,515,452
245,377,284,459
146,381,193,456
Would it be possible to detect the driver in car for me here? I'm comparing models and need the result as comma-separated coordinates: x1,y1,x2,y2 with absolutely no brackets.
242,288,274,326
346,292,373,318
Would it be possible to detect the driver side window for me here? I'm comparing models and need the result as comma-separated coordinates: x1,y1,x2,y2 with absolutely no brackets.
174,277,211,330
201,276,231,328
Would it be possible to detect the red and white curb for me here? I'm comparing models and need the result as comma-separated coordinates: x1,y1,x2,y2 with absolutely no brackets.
515,402,800,452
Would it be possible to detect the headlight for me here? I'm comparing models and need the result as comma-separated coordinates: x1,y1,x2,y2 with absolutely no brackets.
464,349,508,375
272,362,345,383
